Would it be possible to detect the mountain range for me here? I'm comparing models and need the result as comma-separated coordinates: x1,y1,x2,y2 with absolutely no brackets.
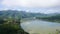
0,10,47,18
0,10,60,19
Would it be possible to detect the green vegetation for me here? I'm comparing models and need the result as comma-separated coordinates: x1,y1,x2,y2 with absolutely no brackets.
0,10,60,34
0,17,29,34
0,10,29,34
0,10,47,18
36,14,60,23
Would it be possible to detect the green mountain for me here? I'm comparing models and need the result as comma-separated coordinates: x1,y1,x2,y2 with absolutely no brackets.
36,13,60,22
0,10,47,19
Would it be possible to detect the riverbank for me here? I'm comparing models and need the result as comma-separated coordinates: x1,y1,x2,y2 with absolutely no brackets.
36,17,60,23
38,19,60,23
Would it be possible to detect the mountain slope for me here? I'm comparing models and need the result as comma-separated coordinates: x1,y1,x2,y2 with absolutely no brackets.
0,10,47,18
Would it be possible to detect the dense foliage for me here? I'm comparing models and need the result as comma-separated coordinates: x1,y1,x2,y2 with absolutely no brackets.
0,10,47,18
36,14,60,22
0,11,29,34
0,17,29,34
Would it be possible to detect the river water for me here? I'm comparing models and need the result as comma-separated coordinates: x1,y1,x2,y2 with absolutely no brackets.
20,19,60,34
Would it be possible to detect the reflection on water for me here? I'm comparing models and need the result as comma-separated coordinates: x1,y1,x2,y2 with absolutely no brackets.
20,19,60,34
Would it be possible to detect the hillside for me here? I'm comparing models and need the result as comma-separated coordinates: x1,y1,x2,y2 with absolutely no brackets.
0,10,47,19
36,13,60,23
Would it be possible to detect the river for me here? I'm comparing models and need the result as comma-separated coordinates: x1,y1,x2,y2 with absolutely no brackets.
20,19,60,34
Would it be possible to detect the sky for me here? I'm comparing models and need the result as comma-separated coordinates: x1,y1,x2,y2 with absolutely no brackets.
0,0,60,14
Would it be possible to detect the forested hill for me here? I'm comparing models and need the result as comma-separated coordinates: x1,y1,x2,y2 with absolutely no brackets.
36,13,60,23
0,10,47,19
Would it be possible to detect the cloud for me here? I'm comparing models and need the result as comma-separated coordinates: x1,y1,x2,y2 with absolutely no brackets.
1,0,60,8
44,9,60,14
0,0,60,14
25,7,60,14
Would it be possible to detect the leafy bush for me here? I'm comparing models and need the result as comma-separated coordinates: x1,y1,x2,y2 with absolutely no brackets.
0,18,29,34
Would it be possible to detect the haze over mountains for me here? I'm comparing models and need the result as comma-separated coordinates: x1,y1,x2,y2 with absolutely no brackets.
0,10,47,18
0,10,60,19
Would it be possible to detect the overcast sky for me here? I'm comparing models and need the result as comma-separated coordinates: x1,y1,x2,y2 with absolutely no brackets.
0,0,60,14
